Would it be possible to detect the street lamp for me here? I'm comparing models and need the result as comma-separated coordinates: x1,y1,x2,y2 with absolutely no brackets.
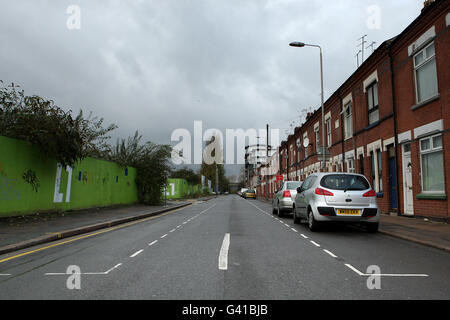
289,41,326,171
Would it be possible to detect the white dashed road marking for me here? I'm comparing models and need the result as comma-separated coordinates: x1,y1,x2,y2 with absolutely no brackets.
219,233,231,271
130,249,144,258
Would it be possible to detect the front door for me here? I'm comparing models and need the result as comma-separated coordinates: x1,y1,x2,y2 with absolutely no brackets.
388,151,397,211
402,144,414,216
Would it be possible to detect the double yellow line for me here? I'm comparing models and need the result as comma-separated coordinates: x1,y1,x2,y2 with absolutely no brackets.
0,205,191,264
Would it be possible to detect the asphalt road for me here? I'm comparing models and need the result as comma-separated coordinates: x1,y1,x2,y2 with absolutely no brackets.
0,195,449,300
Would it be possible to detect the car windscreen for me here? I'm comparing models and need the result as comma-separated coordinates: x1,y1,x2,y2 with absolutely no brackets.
286,182,302,190
247,190,255,193
320,175,370,191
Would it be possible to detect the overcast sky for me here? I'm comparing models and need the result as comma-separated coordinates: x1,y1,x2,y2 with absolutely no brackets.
0,0,424,176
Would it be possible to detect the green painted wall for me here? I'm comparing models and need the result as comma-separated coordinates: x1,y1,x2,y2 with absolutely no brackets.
164,179,211,199
0,135,139,217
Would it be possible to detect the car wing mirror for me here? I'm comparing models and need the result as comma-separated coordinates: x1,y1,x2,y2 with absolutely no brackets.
297,187,302,193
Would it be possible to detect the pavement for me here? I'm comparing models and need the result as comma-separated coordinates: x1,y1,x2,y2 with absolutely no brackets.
0,197,214,255
257,197,450,253
0,195,448,300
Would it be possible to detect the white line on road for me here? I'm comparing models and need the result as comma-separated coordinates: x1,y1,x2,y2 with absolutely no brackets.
218,233,231,271
161,234,168,239
310,241,321,247
105,263,122,274
323,249,338,258
130,249,144,258
345,264,429,277
149,240,158,246
176,225,182,228
300,234,308,239
345,264,365,276
291,228,298,233
170,229,176,233
46,263,122,276
0,274,11,276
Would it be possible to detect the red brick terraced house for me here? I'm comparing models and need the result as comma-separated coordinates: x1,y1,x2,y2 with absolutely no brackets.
272,0,449,222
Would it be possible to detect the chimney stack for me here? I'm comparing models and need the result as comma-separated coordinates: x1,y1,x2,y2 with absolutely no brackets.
422,0,435,12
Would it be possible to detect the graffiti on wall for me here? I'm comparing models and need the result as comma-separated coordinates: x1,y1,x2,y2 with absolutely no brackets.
22,169,40,193
0,177,21,201
54,163,73,203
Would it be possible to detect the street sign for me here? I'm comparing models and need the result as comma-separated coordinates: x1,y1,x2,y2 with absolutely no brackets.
276,175,283,182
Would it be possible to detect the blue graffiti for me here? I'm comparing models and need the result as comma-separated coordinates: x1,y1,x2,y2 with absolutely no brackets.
0,177,21,201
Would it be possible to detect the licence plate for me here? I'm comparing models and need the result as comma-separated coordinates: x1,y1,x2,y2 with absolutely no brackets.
337,209,361,216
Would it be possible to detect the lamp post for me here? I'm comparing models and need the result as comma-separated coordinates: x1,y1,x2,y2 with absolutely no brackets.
289,42,326,171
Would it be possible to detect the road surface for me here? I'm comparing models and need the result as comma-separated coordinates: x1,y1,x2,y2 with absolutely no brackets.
0,196,449,299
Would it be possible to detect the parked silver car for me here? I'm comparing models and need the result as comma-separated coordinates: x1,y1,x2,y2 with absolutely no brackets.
272,181,303,217
293,173,379,232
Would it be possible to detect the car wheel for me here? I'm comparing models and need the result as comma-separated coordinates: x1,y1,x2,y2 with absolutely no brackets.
293,205,300,224
277,202,283,218
308,209,320,232
272,204,277,215
366,222,379,233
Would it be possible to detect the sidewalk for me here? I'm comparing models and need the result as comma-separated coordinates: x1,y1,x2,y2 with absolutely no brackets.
256,198,450,253
379,214,450,252
0,199,201,255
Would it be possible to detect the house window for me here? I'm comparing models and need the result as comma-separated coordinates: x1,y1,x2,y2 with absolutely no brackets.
326,118,332,147
370,150,382,192
367,82,379,124
420,134,444,193
414,42,438,103
344,102,353,139
347,157,355,173
315,127,320,152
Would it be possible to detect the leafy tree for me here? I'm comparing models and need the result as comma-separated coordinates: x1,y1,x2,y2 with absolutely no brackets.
171,167,201,185
110,131,172,205
0,81,116,167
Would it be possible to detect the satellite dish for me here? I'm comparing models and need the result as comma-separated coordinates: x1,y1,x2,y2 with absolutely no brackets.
303,137,309,148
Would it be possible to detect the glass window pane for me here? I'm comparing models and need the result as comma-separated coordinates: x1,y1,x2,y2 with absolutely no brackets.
416,58,438,102
421,139,430,151
426,43,435,58
368,88,373,109
373,83,378,106
369,109,379,124
403,144,411,153
432,135,442,149
422,151,444,192
414,51,424,66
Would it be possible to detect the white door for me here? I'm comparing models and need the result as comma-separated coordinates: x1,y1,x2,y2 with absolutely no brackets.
402,144,414,216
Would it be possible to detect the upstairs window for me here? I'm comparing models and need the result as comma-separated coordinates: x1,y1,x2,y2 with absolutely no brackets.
344,102,353,139
326,118,332,147
367,82,379,124
414,42,438,103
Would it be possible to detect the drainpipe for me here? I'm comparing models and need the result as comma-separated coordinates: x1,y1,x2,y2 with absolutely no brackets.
388,45,402,217
339,92,345,172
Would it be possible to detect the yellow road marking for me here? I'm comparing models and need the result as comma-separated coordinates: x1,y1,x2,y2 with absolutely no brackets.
0,204,192,264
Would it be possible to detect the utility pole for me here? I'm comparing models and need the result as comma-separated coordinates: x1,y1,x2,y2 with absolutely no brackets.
215,163,219,195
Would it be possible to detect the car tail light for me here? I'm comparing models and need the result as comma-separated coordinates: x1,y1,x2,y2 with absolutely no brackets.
363,190,377,197
283,190,291,198
315,188,334,196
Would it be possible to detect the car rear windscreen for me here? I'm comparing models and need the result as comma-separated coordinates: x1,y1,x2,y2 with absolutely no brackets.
287,182,302,190
320,175,370,191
